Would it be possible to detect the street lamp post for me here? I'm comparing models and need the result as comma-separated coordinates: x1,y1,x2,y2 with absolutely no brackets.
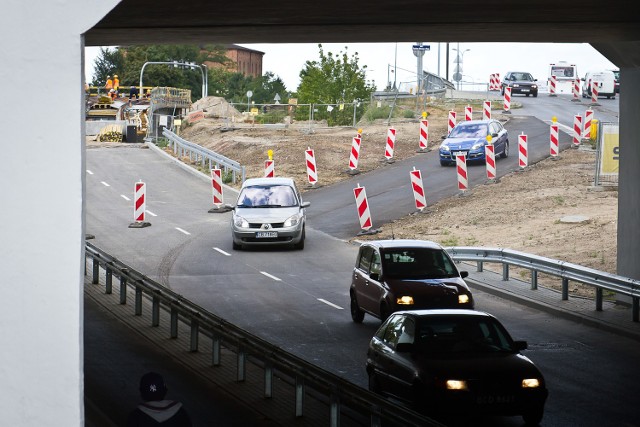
452,45,471,90
387,64,395,91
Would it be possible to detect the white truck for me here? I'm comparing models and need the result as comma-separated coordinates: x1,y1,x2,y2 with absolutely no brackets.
549,61,578,94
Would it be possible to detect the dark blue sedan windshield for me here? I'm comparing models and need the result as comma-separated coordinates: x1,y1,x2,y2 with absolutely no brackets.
449,124,487,139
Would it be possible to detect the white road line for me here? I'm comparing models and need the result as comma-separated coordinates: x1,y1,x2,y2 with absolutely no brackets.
260,271,281,281
100,181,110,187
146,210,157,217
318,298,344,310
86,170,93,175
175,227,191,235
121,195,130,201
213,247,231,256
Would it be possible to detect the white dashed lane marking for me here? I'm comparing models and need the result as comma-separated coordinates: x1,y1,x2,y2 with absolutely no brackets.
260,271,281,281
121,195,130,201
146,210,157,217
213,247,231,256
175,227,191,235
86,170,94,175
101,181,110,187
318,299,344,310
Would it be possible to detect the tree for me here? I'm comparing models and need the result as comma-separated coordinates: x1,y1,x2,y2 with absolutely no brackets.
296,44,375,126
91,47,124,87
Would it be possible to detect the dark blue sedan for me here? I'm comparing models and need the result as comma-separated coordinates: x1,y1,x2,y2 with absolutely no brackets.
438,119,509,166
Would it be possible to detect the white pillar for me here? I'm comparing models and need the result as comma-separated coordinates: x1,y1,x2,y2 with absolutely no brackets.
0,1,119,425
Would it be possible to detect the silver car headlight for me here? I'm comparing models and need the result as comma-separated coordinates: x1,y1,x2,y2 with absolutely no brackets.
513,83,520,87
284,213,302,227
440,144,450,152
233,215,249,228
471,142,484,150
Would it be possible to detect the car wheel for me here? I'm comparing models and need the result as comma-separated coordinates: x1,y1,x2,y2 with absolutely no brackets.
232,240,241,250
350,293,365,323
526,93,530,97
368,371,381,394
500,141,509,158
293,227,305,250
522,407,544,426
533,92,538,98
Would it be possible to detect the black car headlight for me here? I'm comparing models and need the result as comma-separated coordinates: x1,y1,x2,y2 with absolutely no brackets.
396,296,414,305
458,294,470,304
522,378,541,388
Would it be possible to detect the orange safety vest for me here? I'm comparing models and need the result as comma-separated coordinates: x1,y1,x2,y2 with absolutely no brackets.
105,78,113,89
113,78,119,90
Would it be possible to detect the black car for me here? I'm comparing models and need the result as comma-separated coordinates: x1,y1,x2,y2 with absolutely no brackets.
349,240,474,323
501,71,539,97
366,309,548,425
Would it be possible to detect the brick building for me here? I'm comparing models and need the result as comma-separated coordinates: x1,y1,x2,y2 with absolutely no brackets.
205,44,264,78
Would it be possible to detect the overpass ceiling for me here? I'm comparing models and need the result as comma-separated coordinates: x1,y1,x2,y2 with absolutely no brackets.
85,1,640,67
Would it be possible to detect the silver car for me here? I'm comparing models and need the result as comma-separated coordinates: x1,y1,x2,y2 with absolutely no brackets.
231,177,309,250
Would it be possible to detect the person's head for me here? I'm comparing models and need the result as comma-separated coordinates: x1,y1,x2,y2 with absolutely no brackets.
106,75,110,79
114,74,118,78
139,372,168,401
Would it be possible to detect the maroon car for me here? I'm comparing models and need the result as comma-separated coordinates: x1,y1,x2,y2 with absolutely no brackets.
349,240,474,323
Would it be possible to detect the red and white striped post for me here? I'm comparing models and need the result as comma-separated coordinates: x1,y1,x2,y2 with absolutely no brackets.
485,137,496,181
583,108,594,139
353,184,374,233
483,100,491,120
418,117,429,152
129,181,151,228
385,127,396,162
264,159,275,177
348,136,361,174
208,168,232,213
503,87,512,112
518,132,528,170
410,167,427,211
573,115,582,147
591,81,599,104
305,147,318,186
456,154,468,193
548,75,557,96
572,79,580,101
211,168,223,208
550,118,559,159
448,110,457,135
465,105,473,121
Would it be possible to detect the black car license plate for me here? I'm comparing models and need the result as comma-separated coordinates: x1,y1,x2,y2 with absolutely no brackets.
256,231,278,238
476,394,515,405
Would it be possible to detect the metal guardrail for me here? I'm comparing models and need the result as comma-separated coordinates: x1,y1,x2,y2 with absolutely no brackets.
161,129,246,184
84,241,442,427
446,246,640,322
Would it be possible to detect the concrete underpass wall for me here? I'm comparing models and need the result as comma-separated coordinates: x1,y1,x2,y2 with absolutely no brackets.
0,1,119,425
617,68,640,281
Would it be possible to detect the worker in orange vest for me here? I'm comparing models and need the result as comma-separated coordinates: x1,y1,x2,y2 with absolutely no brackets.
113,74,120,91
105,75,113,93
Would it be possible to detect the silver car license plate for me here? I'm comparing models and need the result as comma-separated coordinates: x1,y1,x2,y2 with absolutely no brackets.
256,231,278,238
453,151,466,157
521,89,530,92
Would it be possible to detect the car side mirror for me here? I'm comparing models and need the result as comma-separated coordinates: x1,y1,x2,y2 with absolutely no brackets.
301,201,310,208
369,273,380,281
441,135,446,140
513,340,528,351
460,271,469,278
395,343,414,353
491,132,499,138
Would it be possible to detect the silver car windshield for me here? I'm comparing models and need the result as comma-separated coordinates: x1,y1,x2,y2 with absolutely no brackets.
237,185,298,208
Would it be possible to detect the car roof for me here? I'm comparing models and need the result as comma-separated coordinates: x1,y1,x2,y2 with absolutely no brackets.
393,309,493,318
241,177,296,188
455,119,494,126
361,239,444,250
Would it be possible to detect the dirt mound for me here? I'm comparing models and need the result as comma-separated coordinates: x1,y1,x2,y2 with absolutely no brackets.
191,96,243,119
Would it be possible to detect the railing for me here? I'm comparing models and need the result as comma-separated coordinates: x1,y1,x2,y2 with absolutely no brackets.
161,128,245,184
446,246,640,322
84,241,442,427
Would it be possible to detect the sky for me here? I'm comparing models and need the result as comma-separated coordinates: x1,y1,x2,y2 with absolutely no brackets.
85,42,618,92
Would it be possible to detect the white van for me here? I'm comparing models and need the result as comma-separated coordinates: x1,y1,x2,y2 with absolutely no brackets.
581,70,616,99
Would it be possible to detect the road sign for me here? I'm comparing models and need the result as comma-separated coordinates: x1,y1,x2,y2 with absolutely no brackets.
453,72,462,81
412,44,430,51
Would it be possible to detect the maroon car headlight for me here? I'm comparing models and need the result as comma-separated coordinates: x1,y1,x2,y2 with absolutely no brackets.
396,296,415,305
522,378,542,388
458,294,471,304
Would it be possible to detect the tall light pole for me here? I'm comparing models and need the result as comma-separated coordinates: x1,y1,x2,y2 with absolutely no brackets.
452,45,470,90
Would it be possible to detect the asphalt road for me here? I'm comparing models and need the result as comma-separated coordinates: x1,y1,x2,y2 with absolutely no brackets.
86,94,640,426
